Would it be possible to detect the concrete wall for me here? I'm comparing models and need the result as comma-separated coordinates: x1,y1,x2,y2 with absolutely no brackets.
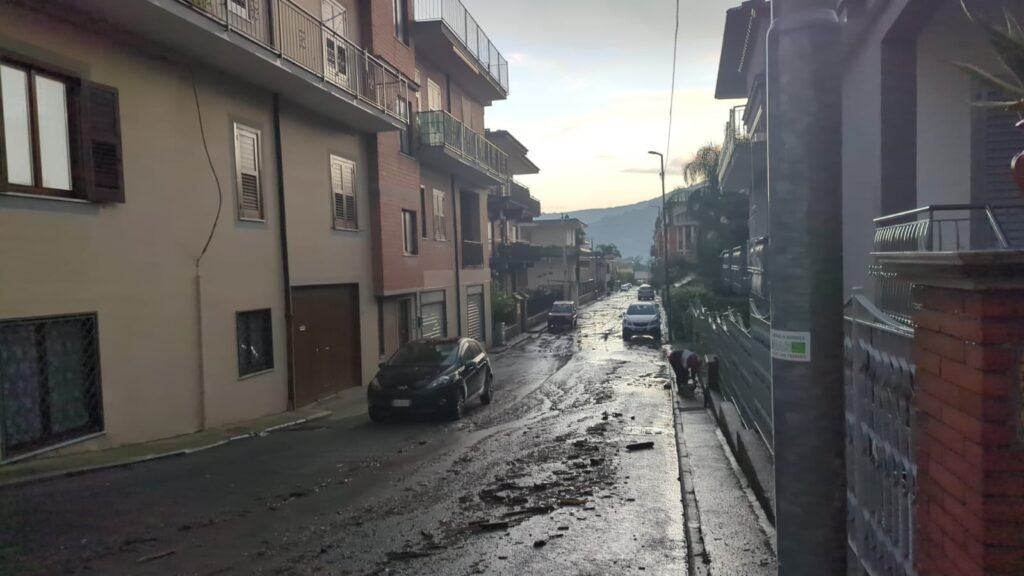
0,4,288,449
279,101,378,385
523,222,579,247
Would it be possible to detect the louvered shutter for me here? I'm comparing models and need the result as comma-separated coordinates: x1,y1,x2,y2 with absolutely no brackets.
975,90,1024,248
331,156,357,229
80,82,124,203
235,124,262,220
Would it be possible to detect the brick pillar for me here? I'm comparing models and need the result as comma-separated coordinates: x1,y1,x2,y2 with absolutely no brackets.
909,280,1024,576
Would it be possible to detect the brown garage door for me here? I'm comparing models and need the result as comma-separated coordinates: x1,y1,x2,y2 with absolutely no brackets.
292,285,362,407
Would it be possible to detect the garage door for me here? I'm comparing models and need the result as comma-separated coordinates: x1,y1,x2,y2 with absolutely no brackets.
466,285,484,342
421,291,446,339
292,284,361,407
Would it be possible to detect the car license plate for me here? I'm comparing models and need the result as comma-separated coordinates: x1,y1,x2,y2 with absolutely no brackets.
391,399,411,408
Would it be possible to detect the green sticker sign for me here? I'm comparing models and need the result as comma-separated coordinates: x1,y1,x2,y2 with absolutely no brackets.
771,329,812,362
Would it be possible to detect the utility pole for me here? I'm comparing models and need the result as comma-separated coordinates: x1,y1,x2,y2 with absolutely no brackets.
649,151,673,340
561,214,569,301
767,0,845,573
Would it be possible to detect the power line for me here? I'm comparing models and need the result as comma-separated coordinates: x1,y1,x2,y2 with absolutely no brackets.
665,0,681,169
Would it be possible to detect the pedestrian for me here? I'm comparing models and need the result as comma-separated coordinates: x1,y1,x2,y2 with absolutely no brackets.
668,348,702,396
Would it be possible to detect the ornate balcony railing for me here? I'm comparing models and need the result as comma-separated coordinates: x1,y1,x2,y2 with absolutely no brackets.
871,204,1013,325
413,0,509,93
417,110,509,181
180,0,410,122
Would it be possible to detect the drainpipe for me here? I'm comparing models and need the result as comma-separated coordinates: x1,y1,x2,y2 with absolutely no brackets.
273,94,296,410
452,175,463,337
767,0,845,573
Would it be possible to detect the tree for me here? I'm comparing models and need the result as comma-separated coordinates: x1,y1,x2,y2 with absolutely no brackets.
595,243,621,258
681,143,749,289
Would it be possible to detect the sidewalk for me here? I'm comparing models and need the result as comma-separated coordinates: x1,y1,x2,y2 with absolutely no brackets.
0,387,368,488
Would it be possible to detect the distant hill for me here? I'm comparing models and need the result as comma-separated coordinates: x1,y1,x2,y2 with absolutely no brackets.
538,196,661,259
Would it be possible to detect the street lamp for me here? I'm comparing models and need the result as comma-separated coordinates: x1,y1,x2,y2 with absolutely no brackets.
648,151,673,341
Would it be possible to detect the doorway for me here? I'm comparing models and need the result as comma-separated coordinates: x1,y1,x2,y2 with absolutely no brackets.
292,284,362,407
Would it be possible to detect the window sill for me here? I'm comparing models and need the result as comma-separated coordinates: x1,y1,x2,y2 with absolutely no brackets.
403,252,419,257
238,368,275,381
0,191,91,204
239,217,267,223
333,226,361,233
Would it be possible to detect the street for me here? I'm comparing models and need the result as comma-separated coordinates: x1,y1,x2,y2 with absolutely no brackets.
0,293,771,576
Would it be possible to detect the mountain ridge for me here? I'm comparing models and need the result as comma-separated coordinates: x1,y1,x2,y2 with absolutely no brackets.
537,196,661,259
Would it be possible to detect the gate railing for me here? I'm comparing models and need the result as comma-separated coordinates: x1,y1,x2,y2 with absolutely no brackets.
413,0,509,93
845,290,916,576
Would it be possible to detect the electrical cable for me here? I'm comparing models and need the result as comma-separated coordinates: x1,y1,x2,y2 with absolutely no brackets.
665,0,681,165
192,67,222,267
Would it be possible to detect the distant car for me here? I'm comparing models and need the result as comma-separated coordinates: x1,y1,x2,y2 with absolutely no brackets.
367,338,492,422
622,302,662,341
620,283,632,292
637,285,656,301
547,301,578,331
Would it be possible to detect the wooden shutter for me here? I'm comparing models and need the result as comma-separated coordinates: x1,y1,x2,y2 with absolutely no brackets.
79,82,124,203
331,155,357,229
433,189,446,240
235,124,262,220
974,90,1024,248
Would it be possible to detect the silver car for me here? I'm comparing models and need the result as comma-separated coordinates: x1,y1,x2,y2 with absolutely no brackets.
622,302,662,341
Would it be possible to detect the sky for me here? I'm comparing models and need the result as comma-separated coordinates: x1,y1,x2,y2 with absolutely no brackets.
464,0,742,213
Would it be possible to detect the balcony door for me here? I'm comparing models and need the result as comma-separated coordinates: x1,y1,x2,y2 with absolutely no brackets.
322,0,350,90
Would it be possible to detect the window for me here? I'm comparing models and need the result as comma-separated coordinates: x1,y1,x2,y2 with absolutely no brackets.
432,189,448,241
322,0,350,88
393,0,408,43
398,98,413,155
237,309,273,377
402,209,419,255
427,79,442,112
234,123,263,221
228,0,250,19
330,154,358,230
0,314,104,458
420,186,428,238
1,59,123,202
677,225,696,252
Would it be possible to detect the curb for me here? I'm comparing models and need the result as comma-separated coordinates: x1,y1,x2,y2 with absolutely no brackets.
0,410,332,490
670,383,712,576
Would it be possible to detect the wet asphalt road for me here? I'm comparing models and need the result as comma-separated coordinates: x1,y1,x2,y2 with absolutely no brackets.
1,293,691,576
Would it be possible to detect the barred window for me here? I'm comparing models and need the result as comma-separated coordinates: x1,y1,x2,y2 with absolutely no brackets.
237,309,273,377
0,314,104,459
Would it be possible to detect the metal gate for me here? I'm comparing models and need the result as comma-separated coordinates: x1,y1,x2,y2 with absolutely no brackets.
467,286,484,342
421,290,446,339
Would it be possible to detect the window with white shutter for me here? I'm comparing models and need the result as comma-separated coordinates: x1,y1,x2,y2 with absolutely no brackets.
234,123,263,221
432,189,447,241
331,155,358,230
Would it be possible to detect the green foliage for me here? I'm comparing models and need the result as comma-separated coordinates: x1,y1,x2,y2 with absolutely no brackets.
956,1,1024,111
617,270,636,283
527,286,562,316
595,243,621,257
491,285,517,325
669,286,749,341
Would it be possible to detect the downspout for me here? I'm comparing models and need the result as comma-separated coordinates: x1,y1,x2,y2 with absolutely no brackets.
452,175,463,336
273,94,296,410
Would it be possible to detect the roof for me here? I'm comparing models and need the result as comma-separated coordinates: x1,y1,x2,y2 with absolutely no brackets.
523,217,587,230
486,129,540,175
715,0,769,100
667,182,708,204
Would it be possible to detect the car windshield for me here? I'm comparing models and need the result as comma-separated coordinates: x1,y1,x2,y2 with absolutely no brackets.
387,341,459,367
551,303,573,314
627,304,656,315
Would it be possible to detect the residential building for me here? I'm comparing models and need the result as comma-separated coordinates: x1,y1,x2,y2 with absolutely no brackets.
369,0,511,354
0,0,414,460
486,129,542,294
651,183,703,264
519,218,589,301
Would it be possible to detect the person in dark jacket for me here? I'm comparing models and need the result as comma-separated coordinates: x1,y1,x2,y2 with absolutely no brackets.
668,348,702,395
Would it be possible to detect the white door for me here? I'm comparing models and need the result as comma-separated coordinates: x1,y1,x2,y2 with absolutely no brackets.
322,0,349,88
466,287,484,342
427,79,442,112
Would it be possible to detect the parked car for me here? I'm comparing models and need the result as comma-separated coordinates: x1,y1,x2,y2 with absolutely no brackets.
620,283,632,292
367,338,492,422
622,302,662,341
547,300,578,331
637,284,656,301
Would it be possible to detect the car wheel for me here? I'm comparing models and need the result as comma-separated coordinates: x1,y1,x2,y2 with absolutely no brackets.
368,408,387,423
622,330,631,341
654,330,663,341
448,386,466,421
480,372,494,405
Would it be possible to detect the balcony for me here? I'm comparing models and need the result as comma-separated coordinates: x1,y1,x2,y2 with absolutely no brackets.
718,104,753,192
490,180,541,220
871,203,1021,325
417,111,509,186
412,0,509,104
70,0,410,132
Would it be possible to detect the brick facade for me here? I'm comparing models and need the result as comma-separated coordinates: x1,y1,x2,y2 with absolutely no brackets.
912,285,1024,576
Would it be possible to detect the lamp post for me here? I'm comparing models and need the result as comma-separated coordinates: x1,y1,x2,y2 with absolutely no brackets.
648,151,672,341
561,213,570,301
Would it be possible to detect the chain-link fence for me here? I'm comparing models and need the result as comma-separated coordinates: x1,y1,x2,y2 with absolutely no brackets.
0,314,104,461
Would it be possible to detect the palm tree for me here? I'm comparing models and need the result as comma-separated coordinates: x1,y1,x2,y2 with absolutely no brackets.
954,0,1024,113
683,144,721,189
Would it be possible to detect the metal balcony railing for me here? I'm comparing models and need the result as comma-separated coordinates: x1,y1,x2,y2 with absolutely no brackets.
871,203,1013,325
417,110,509,180
179,0,410,123
508,180,541,216
719,104,748,182
413,0,509,93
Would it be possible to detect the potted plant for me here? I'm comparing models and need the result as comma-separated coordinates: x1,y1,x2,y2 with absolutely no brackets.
955,0,1024,195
